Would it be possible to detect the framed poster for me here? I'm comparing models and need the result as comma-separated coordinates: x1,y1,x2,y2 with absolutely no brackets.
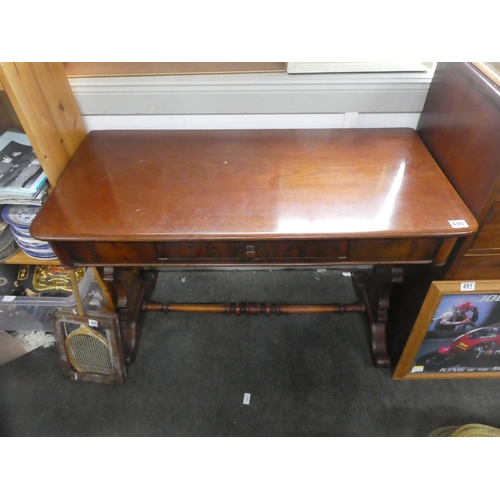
393,280,500,379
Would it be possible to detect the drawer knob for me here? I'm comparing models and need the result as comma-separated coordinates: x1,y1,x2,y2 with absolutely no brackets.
244,245,257,259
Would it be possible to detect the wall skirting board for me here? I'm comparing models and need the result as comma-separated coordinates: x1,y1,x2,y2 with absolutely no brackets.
71,71,430,131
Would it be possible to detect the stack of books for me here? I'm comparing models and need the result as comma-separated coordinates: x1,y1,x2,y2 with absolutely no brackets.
0,128,48,206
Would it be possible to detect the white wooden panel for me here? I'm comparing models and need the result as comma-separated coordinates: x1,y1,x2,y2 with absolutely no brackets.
83,113,421,131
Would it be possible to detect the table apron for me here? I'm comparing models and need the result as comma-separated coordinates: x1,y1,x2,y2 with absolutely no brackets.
49,237,457,268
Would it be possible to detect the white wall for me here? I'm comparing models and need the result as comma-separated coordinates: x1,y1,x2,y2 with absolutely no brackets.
69,70,433,131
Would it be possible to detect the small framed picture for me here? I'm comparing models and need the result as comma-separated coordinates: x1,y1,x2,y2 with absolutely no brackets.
393,280,500,379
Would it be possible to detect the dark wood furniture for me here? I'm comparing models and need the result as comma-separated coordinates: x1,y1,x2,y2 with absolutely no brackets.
418,62,500,280
387,62,500,364
30,128,477,367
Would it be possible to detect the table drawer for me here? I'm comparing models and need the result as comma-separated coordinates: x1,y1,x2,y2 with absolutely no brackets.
52,237,454,267
155,240,348,264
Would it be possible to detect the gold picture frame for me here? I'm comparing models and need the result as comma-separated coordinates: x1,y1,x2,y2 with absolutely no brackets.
393,280,500,379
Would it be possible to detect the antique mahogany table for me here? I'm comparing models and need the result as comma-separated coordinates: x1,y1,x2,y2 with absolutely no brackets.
30,128,477,367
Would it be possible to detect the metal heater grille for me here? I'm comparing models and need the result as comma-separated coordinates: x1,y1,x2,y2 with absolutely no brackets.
65,326,113,375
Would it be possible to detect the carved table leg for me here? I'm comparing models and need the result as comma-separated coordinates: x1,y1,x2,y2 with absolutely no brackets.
101,266,402,369
101,267,158,365
353,267,404,368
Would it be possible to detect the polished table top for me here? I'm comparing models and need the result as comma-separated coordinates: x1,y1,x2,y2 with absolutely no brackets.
31,129,477,249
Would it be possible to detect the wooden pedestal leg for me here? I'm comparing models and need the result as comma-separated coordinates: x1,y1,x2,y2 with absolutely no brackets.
101,267,158,365
353,267,404,368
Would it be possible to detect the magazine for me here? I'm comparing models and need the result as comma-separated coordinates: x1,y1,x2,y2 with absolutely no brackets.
0,129,48,204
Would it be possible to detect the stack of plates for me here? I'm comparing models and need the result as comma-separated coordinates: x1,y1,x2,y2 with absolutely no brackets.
1,205,56,260
0,217,19,262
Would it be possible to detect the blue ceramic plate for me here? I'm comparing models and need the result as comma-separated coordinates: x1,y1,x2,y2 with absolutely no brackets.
9,224,32,238
1,205,40,229
22,247,56,260
13,237,52,252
